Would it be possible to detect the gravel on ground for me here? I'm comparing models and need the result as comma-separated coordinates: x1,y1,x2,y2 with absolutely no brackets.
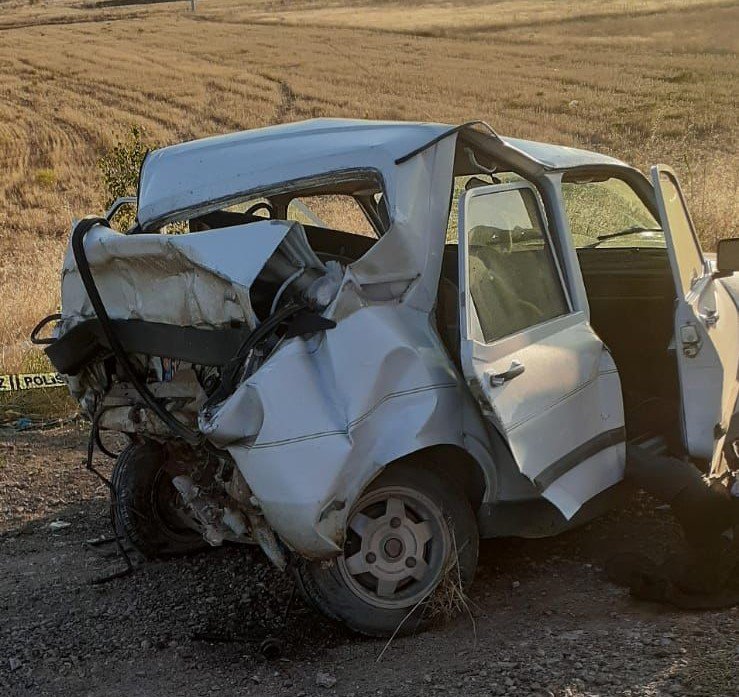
1,425,737,697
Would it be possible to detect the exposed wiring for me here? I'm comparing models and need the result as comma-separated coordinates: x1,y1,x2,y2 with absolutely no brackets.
204,300,307,412
30,313,61,345
94,417,121,459
84,407,134,583
270,267,305,315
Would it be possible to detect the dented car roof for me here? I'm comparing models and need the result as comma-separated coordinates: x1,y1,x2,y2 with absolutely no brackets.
136,118,627,230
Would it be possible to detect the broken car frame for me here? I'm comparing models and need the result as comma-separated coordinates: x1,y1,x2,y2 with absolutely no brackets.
41,120,739,635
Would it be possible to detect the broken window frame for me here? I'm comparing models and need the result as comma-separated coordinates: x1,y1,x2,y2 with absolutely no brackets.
135,168,388,236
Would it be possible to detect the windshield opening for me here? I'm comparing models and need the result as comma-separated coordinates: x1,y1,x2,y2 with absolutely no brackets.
561,176,664,249
139,169,386,235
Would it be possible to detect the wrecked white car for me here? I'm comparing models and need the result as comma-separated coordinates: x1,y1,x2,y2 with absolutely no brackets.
41,119,739,635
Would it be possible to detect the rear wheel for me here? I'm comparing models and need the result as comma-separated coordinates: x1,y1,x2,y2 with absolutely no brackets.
111,442,206,559
295,464,478,636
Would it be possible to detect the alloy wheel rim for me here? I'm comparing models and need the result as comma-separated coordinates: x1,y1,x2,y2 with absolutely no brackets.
338,485,450,610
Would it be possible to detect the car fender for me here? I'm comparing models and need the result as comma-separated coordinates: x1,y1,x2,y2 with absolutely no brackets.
204,301,496,558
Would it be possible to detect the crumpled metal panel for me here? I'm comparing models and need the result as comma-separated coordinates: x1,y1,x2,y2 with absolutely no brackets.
137,119,451,230
200,136,473,556
349,141,456,314
205,303,467,556
58,219,296,332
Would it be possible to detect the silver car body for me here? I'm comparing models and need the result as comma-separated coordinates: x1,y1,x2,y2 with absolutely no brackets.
57,119,738,559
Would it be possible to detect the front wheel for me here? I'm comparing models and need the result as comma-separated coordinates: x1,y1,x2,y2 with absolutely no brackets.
294,464,479,636
111,442,207,559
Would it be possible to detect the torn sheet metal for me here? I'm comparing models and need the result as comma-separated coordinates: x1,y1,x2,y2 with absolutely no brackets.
349,137,457,314
202,302,474,557
541,445,624,520
58,219,298,332
197,134,497,556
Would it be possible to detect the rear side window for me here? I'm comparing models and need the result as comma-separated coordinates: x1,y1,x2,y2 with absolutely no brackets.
287,195,376,237
463,185,569,343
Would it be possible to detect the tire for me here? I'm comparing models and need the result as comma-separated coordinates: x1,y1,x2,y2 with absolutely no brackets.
111,442,207,559
294,463,479,636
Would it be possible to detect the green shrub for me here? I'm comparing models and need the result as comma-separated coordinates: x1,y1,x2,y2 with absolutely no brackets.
98,125,157,229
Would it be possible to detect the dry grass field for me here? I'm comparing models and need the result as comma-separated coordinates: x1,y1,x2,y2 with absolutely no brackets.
0,0,737,375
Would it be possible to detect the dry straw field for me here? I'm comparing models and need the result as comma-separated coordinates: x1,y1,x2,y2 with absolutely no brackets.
0,0,737,375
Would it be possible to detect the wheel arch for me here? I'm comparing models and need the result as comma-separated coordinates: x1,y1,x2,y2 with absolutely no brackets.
369,440,495,513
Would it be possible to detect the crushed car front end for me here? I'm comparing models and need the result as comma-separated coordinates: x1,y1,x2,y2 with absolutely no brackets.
45,120,491,567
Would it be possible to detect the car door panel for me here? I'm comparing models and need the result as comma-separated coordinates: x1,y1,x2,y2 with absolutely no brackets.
458,182,625,519
651,166,739,460
466,315,624,516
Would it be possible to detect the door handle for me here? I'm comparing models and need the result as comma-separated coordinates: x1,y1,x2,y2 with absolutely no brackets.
489,360,525,387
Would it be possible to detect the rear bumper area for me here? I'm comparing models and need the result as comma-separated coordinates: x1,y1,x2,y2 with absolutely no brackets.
46,318,251,375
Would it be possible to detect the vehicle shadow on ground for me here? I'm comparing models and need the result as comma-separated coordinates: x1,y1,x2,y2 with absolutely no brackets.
1,486,685,647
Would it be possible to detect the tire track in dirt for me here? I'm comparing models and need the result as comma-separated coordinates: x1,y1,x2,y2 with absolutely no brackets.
273,79,298,122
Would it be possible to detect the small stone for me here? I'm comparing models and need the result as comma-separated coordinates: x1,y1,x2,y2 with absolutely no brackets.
49,520,71,531
140,639,152,650
316,671,337,688
9,657,21,671
559,630,585,641
423,674,433,684
512,580,520,589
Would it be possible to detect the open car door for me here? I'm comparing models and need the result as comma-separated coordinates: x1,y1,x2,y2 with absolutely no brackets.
651,166,739,462
458,181,625,518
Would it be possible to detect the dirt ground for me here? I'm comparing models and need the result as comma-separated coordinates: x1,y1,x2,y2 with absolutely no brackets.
1,424,737,697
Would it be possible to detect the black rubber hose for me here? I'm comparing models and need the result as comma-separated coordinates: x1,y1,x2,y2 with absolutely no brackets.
70,218,201,445
203,299,307,411
30,313,61,345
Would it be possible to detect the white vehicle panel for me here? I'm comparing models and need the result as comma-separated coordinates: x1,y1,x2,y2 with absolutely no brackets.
651,165,739,460
59,219,297,332
458,182,625,519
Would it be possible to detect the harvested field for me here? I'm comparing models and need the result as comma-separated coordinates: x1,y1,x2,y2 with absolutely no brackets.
0,4,738,694
0,0,737,372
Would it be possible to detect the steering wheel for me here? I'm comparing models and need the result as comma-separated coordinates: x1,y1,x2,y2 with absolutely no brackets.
245,201,275,219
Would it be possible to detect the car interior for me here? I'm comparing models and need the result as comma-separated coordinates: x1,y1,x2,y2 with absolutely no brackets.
181,159,684,458
440,166,684,456
577,246,681,451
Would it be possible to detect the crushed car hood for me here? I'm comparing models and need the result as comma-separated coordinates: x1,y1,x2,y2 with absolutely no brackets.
59,219,303,332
